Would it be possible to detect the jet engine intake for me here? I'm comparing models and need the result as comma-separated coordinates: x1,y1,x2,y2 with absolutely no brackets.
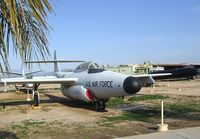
62,85,94,102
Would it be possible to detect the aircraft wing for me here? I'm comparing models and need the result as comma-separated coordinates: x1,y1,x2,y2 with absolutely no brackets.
0,78,77,85
133,73,172,86
133,73,171,78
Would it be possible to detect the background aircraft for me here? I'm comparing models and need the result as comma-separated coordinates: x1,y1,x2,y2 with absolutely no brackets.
150,65,198,80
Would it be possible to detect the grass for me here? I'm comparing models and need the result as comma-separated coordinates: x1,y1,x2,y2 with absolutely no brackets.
128,94,169,102
104,95,200,124
102,100,200,125
10,119,46,131
102,112,150,123
163,101,200,120
9,119,46,138
106,94,169,107
21,119,46,126
166,101,200,112
106,97,125,107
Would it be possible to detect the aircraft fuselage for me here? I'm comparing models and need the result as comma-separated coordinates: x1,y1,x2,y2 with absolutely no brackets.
56,70,141,102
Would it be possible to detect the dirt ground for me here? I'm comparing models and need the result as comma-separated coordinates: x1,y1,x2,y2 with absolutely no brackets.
140,78,200,96
0,78,199,139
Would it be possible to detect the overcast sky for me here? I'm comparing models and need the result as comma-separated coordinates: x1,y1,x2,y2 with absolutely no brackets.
9,0,200,71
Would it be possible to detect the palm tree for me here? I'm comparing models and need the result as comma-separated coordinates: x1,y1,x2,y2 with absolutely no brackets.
0,0,53,71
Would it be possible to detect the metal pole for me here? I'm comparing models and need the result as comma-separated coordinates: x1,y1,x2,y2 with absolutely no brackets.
4,82,7,92
161,100,164,125
27,89,30,101
157,100,168,132
32,89,35,100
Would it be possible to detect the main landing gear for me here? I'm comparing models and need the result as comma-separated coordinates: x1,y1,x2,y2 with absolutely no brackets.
94,99,108,112
33,91,40,107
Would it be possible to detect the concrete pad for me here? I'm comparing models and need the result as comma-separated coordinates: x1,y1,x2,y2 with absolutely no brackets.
170,127,200,139
116,127,200,139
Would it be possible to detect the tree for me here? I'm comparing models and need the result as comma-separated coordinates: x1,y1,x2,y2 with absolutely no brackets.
0,0,53,71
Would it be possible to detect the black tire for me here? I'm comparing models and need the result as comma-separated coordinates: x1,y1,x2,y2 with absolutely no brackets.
95,101,106,112
94,101,100,111
103,99,109,103
34,92,40,106
100,101,106,111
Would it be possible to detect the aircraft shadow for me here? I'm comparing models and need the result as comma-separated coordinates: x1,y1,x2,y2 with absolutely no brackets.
0,131,18,139
0,93,101,112
42,93,100,112
0,100,32,107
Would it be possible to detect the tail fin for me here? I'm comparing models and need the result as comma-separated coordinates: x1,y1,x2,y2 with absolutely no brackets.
54,50,60,72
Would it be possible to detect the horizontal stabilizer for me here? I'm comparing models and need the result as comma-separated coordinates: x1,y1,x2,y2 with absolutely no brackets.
25,50,85,72
24,70,44,75
25,60,85,63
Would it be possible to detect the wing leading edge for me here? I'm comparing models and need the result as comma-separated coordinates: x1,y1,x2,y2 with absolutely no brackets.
133,73,172,86
0,78,77,85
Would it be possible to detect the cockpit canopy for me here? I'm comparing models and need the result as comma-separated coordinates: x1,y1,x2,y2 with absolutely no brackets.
75,62,104,73
76,62,99,70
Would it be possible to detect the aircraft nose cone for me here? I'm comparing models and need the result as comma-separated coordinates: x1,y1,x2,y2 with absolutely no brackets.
123,76,142,94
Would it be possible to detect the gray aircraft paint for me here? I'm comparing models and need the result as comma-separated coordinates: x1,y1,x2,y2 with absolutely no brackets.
56,70,129,99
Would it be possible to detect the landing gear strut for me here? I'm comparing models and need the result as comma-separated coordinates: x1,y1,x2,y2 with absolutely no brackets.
33,83,40,107
94,100,107,112
33,91,40,106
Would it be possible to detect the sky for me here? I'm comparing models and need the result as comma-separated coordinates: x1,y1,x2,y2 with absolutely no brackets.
9,0,200,71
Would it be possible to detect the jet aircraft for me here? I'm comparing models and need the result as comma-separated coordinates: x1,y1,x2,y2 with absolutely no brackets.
150,65,198,80
0,52,166,111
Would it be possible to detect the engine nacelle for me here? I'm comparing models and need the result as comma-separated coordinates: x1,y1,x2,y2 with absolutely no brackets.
61,85,94,102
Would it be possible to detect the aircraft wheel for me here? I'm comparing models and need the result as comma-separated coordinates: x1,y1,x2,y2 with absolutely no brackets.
94,101,106,112
94,101,100,111
34,91,40,106
103,99,109,103
100,101,106,111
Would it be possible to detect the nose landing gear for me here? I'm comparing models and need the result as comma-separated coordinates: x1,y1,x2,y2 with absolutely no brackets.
32,83,40,107
33,91,40,107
